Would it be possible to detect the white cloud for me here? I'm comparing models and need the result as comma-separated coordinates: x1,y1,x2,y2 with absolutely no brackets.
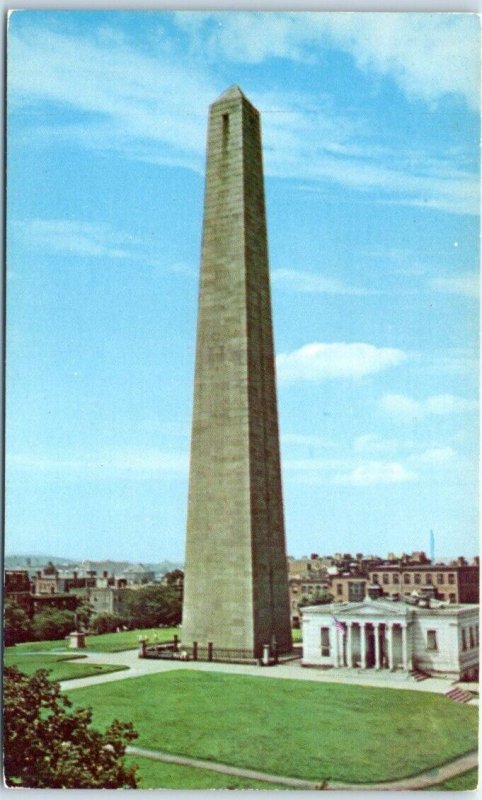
408,447,456,466
277,342,407,383
9,20,479,215
281,433,336,448
272,268,370,296
8,25,214,170
11,218,196,278
8,449,189,476
335,461,417,486
381,393,478,420
15,219,142,261
175,12,480,110
353,434,398,454
431,272,479,299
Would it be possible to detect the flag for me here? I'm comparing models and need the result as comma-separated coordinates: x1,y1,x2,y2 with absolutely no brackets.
332,615,346,635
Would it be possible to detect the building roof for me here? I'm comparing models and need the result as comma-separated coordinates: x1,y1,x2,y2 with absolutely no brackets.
302,598,479,619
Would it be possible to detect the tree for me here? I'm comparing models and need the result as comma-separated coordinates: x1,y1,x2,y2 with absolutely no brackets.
4,667,138,788
75,601,94,630
32,608,75,641
163,569,184,599
298,592,334,607
124,584,182,628
90,612,126,635
4,600,32,646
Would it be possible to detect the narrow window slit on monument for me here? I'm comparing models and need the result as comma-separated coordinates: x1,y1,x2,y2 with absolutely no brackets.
222,113,229,139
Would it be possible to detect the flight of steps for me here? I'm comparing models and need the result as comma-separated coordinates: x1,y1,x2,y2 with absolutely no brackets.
409,668,429,682
445,686,473,704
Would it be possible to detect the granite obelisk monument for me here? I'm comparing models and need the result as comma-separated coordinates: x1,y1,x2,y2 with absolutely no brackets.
182,86,292,659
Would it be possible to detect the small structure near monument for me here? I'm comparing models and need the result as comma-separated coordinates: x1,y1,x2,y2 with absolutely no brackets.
302,597,479,680
69,630,86,649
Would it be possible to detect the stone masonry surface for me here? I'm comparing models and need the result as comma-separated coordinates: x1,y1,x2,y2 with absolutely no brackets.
182,87,292,657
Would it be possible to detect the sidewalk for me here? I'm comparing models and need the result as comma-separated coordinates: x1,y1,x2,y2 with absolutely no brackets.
62,647,464,696
125,744,478,791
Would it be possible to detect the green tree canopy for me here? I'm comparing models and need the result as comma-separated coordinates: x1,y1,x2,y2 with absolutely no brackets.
90,612,127,635
31,608,75,641
124,584,181,628
4,600,32,646
4,667,138,788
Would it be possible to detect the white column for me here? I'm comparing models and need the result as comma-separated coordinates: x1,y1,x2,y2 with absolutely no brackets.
332,625,339,667
401,623,408,671
347,622,353,668
374,623,380,669
388,623,394,670
360,623,367,669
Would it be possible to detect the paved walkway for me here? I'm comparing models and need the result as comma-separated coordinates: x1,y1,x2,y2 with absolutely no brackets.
125,744,478,791
61,647,468,697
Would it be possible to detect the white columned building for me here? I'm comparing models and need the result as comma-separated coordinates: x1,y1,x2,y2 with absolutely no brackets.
302,598,479,680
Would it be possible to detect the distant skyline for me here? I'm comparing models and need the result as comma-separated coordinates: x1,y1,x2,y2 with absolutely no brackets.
7,11,480,562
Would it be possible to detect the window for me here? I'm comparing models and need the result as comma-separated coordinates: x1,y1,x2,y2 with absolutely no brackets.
337,583,343,596
448,573,455,585
437,573,444,585
427,630,438,650
414,574,421,585
372,574,379,584
449,593,456,604
469,627,475,649
321,627,330,657
383,574,389,585
461,628,467,651
476,625,479,646
393,574,400,584
404,574,411,584
426,573,432,584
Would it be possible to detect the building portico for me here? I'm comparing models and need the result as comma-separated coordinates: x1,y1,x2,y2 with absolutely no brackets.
324,602,413,671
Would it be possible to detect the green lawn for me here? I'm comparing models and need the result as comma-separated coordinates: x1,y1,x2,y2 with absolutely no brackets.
4,650,128,682
125,756,292,789
426,768,478,791
6,627,178,655
67,670,478,784
291,628,302,643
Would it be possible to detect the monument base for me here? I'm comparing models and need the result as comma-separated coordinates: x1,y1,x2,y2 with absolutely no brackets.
178,642,298,665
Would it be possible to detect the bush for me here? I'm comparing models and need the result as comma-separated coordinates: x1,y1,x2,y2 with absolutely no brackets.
32,609,75,642
90,613,127,635
124,585,182,629
4,667,138,788
4,600,32,646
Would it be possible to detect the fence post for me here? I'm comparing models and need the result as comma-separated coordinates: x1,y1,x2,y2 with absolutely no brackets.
193,641,198,660
208,642,213,661
173,634,179,652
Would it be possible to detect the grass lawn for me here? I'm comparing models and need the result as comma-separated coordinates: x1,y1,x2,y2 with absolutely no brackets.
84,627,179,652
6,627,178,655
67,670,478,784
125,756,291,789
291,628,302,643
426,768,478,791
4,650,128,682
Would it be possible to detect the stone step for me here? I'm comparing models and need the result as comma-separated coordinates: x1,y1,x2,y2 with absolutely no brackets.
445,687,473,703
409,669,429,682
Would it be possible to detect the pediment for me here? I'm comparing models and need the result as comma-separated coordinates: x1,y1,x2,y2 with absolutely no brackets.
334,600,409,618
303,600,410,618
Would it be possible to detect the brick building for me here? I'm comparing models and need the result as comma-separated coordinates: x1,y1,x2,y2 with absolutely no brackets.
369,564,479,604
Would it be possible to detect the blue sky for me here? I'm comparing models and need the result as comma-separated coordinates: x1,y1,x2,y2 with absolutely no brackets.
6,11,480,562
